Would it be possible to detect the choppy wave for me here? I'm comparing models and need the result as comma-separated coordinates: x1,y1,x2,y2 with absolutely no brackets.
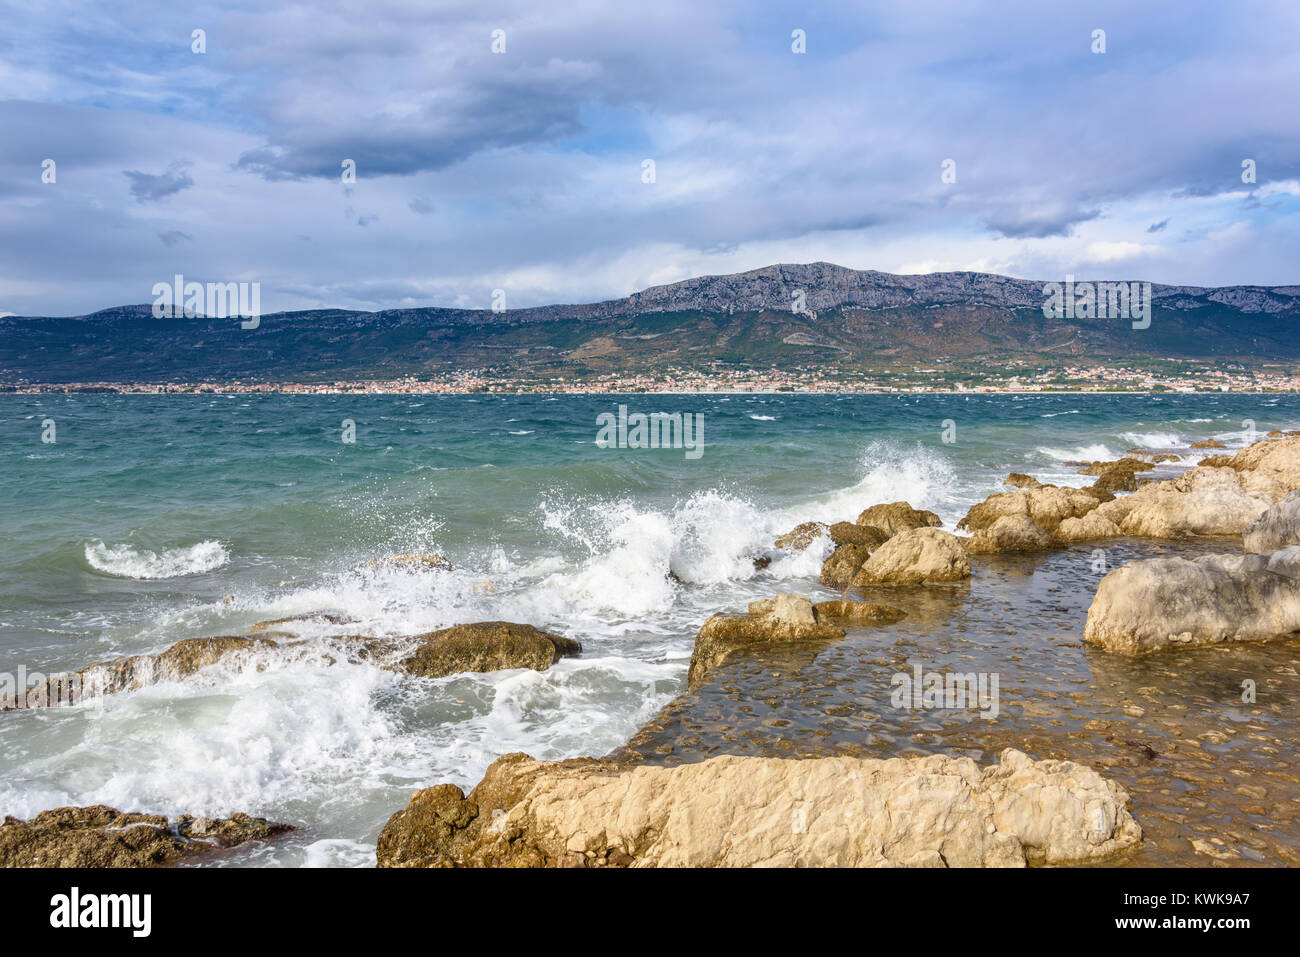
1037,443,1115,462
84,540,230,579
1121,431,1183,449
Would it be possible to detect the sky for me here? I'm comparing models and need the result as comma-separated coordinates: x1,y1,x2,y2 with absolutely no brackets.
1,0,1298,316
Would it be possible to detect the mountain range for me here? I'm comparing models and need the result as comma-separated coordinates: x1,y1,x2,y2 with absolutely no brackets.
2,263,1297,384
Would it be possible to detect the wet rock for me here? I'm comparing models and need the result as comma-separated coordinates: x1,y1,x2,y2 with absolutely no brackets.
1092,462,1152,493
376,748,1141,868
688,594,844,688
0,806,293,867
820,543,873,589
829,521,890,548
1244,492,1300,553
773,521,828,551
855,501,942,535
401,622,581,679
1004,473,1042,489
1083,548,1300,654
1078,457,1151,477
5,621,582,710
248,612,356,634
853,527,971,584
813,600,906,624
1191,439,1226,449
2,636,278,710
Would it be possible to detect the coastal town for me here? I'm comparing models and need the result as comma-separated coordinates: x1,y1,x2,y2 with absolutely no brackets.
6,360,1299,395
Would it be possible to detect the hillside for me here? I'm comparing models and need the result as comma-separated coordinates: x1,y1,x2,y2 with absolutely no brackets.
2,264,1297,384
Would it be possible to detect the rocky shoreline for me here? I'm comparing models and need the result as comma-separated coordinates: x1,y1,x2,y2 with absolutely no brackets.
5,434,1300,867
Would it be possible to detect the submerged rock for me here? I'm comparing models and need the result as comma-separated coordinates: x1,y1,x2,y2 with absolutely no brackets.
688,593,844,688
854,527,971,584
247,612,356,634
813,600,906,624
400,622,581,679
4,621,581,710
1083,548,1300,654
855,501,942,535
365,553,453,571
376,749,1142,868
2,636,278,710
1244,492,1300,553
0,806,293,867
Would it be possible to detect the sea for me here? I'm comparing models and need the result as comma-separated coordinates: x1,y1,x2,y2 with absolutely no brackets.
2,391,1298,866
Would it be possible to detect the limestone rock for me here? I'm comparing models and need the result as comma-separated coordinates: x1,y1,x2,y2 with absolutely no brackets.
1095,466,1270,537
376,749,1142,868
1191,439,1226,449
853,527,971,584
958,485,1109,538
1057,512,1123,541
1083,548,1300,654
1244,491,1300,553
963,514,1054,554
855,501,942,535
1198,434,1300,499
1004,473,1042,489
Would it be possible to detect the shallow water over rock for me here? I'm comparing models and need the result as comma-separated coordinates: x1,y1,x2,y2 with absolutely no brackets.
616,537,1300,867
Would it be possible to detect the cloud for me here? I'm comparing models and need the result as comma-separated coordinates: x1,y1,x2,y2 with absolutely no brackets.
0,0,1297,317
123,162,194,204
1146,219,1169,233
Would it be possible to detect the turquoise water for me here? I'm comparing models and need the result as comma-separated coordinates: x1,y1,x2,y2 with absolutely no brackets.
1,392,1297,866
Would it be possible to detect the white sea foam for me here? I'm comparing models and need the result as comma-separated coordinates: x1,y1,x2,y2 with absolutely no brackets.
748,414,776,421
1036,443,1115,463
84,540,230,579
1120,431,1183,449
787,441,960,527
